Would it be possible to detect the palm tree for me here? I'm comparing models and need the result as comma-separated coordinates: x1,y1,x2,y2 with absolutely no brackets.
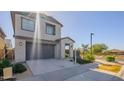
82,44,89,58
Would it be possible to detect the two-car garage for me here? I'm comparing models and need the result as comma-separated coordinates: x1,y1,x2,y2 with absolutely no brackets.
26,42,55,60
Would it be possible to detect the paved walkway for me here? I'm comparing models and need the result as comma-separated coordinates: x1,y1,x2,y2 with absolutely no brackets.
22,60,123,81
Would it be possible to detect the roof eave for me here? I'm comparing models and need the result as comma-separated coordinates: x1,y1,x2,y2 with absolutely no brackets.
60,37,75,42
10,11,16,34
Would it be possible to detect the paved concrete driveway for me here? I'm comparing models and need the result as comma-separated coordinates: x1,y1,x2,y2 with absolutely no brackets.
24,60,123,81
27,59,79,75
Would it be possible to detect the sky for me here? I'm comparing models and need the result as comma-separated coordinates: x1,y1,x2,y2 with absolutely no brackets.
0,11,14,47
0,11,124,50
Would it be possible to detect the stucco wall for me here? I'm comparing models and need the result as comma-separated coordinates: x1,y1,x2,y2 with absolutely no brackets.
15,14,61,41
14,14,75,61
15,38,26,62
61,38,74,59
54,41,61,59
15,38,61,61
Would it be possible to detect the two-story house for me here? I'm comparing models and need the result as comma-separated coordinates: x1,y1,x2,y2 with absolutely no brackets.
11,11,75,62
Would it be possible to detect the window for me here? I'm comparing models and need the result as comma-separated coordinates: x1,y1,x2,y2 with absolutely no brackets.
65,44,70,50
21,17,35,31
46,23,55,35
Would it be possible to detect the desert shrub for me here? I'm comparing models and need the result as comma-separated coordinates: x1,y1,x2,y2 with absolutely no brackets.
73,49,95,64
13,63,27,74
83,53,95,62
106,56,115,62
83,59,92,64
76,58,92,64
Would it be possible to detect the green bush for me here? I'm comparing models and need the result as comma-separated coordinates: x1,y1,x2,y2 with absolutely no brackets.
76,58,92,64
83,53,95,62
0,62,3,76
65,53,69,58
13,63,27,74
0,59,12,76
0,58,27,76
106,56,115,62
1,58,10,68
0,68,3,76
73,49,95,64
0,63,4,68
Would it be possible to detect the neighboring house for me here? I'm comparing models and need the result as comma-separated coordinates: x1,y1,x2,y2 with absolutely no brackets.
108,49,124,55
5,39,14,60
0,27,6,59
11,11,75,62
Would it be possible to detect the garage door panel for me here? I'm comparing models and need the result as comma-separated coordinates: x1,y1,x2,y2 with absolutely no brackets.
26,42,55,60
42,44,54,59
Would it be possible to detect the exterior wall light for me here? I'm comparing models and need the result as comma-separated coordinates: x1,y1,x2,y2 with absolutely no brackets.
19,42,23,46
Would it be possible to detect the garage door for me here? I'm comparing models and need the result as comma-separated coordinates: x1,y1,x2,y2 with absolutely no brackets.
26,42,55,60
42,44,55,59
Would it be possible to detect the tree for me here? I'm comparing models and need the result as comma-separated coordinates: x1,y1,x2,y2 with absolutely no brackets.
81,44,95,62
81,44,89,58
92,43,108,55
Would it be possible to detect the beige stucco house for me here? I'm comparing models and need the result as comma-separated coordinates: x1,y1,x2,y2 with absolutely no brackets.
11,11,75,62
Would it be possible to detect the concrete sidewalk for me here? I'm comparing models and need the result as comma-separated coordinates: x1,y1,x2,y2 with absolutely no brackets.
67,70,123,81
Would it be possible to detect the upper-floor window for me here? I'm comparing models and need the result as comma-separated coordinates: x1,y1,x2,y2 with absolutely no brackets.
21,17,35,32
46,23,55,35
